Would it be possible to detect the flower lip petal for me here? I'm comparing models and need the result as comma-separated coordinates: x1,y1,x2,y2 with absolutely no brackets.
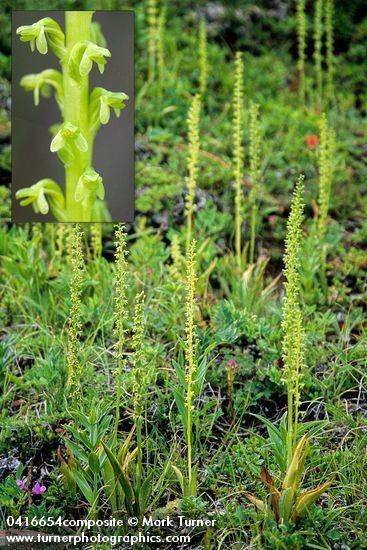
97,62,106,74
50,130,64,152
35,25,48,54
99,100,110,125
80,52,93,77
19,197,35,206
36,190,49,214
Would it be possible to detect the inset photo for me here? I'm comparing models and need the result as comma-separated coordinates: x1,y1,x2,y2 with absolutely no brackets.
12,10,134,222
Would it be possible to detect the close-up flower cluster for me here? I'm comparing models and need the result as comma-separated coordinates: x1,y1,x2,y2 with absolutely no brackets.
14,11,129,222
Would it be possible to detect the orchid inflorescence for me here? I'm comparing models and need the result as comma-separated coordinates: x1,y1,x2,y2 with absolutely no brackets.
15,11,129,222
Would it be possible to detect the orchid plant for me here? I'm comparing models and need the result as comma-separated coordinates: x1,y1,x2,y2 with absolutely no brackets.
15,12,129,222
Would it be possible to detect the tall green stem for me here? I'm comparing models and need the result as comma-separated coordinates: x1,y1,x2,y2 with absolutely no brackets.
186,392,192,492
63,11,93,221
325,0,334,103
314,0,323,103
297,0,307,104
113,340,123,443
136,416,143,487
249,204,257,265
287,391,293,467
293,373,300,457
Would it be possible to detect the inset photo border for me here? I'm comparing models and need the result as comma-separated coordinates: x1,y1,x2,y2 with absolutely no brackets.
12,10,134,222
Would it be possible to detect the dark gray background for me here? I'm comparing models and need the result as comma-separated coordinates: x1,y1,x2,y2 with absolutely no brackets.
12,10,134,222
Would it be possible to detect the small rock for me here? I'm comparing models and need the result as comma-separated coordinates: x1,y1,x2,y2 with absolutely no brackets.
0,455,20,475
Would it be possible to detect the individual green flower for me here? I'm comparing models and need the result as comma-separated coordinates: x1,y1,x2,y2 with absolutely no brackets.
99,91,129,124
50,122,88,166
20,69,64,110
69,41,111,79
15,179,65,218
89,87,129,135
74,167,105,203
16,17,65,58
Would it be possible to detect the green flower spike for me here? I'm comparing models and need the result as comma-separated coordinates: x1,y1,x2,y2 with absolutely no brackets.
20,69,64,110
74,167,105,203
69,41,111,79
50,122,88,166
89,87,129,136
16,18,66,58
15,179,65,219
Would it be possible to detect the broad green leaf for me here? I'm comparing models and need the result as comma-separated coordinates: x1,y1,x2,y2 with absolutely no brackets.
278,486,294,524
292,479,334,521
117,426,136,464
73,470,95,506
88,452,100,476
189,464,198,497
138,474,153,515
282,435,309,491
171,464,185,495
101,441,135,515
